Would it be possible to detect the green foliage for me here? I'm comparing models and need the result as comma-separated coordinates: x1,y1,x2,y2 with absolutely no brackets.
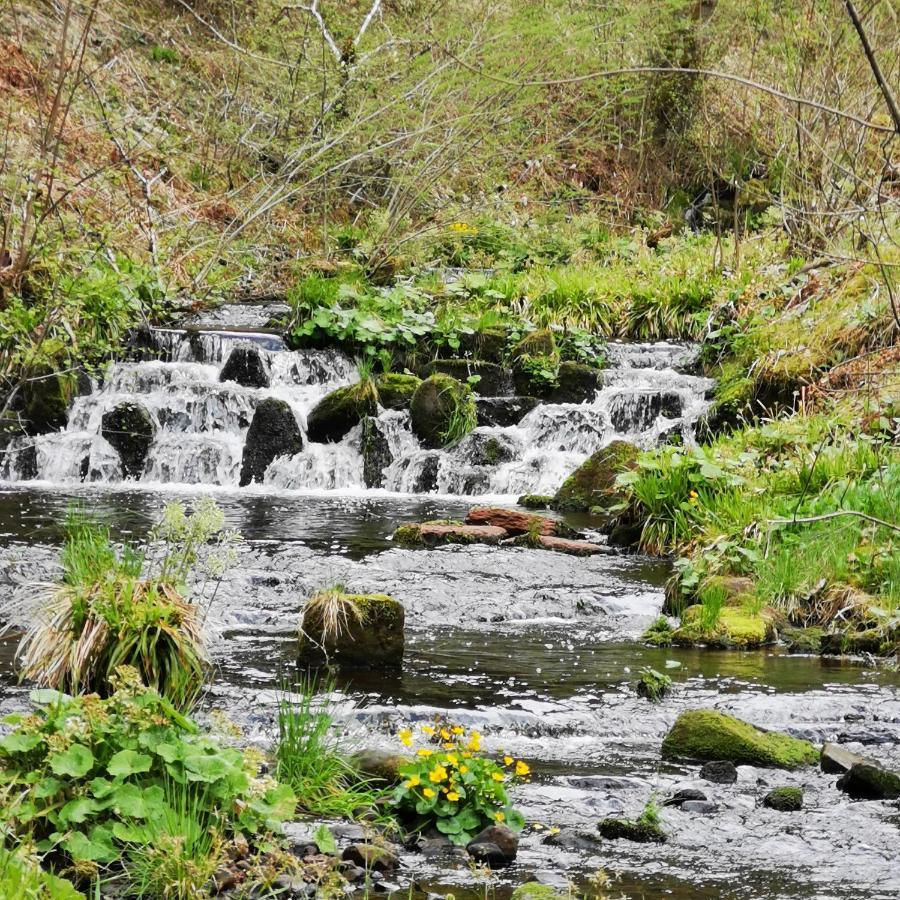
636,667,671,702
274,679,378,819
0,669,296,869
0,847,83,899
697,581,727,632
149,45,179,65
14,499,239,708
391,723,526,845
439,382,477,447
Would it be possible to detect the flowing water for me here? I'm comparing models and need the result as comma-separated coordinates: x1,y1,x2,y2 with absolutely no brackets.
0,327,898,899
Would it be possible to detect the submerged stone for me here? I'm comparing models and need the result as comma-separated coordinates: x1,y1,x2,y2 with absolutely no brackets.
673,605,775,649
239,398,303,486
763,786,803,811
298,592,404,669
526,535,608,556
597,817,666,843
424,359,511,396
101,402,155,479
662,709,819,769
376,373,421,410
836,761,900,800
219,345,270,388
518,494,553,509
552,440,638,512
410,374,476,449
306,381,378,443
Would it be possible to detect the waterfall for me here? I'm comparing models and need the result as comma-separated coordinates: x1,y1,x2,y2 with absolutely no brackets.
0,330,713,496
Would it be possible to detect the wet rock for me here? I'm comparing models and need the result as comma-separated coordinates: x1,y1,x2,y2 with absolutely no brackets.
410,375,476,449
510,328,555,362
361,417,393,488
538,362,603,404
219,345,270,388
424,359,511,396
466,506,558,536
836,762,900,800
393,522,507,547
476,396,540,427
342,843,398,872
607,521,643,547
821,742,869,775
521,535,608,556
699,760,738,784
307,381,378,443
518,494,553,509
763,786,803,811
417,835,455,858
552,440,638,512
457,326,508,360
339,863,367,883
21,367,86,434
466,825,517,867
408,453,440,493
663,788,708,807
298,592,404,669
271,875,315,898
541,828,602,852
212,866,239,892
458,432,517,466
780,625,824,654
607,390,683,432
353,750,410,786
510,884,567,900
329,823,369,843
376,373,421,410
820,627,897,657
282,822,319,857
239,398,303,485
597,817,666,843
662,709,819,769
673,605,776,649
101,402,155,479
680,800,719,814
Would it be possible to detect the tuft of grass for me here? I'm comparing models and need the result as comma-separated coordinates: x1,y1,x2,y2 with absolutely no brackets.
275,678,381,819
438,383,477,447
300,585,363,645
697,582,727,632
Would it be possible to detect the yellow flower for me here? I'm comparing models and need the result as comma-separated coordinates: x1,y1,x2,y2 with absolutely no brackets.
417,748,433,758
429,765,448,783
503,755,513,766
494,811,505,822
459,765,469,774
442,742,456,750
445,753,459,766
491,772,505,782
451,726,465,735
423,787,436,798
422,725,436,736
440,728,451,741
466,731,482,751
462,751,472,759
533,823,544,830
446,791,460,802
515,761,531,777
404,775,421,788
398,729,413,747
689,490,698,498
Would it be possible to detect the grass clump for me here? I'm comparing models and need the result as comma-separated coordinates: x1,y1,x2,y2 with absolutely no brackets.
9,499,238,709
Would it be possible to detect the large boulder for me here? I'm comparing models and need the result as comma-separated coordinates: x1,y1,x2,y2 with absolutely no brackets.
552,440,638,512
510,329,555,363
662,709,819,769
466,506,558,536
410,375,476,448
219,345,270,388
306,381,378,444
22,367,89,434
476,396,540,427
361,417,393,488
239,398,303,486
376,373,421,410
101,402,155,479
836,762,900,800
299,592,404,669
673,605,775,649
543,361,603,404
423,359,511,396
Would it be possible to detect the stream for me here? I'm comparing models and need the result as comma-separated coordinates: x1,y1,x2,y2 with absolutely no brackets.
0,323,898,899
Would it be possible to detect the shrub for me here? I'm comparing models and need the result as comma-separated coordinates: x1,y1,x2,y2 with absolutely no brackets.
12,499,238,708
0,668,296,870
391,722,527,844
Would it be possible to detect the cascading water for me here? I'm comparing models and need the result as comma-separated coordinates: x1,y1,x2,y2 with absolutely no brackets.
0,329,713,494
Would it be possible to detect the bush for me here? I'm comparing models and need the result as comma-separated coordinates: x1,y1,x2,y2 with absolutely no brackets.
391,722,527,844
12,500,238,708
0,669,296,870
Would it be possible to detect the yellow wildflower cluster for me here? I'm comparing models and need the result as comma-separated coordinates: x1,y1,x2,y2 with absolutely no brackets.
448,221,478,236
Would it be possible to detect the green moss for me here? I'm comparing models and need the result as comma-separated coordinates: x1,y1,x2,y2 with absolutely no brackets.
392,524,422,546
597,817,666,843
510,884,567,900
409,374,476,448
306,380,378,443
510,328,556,362
553,440,639,512
642,615,675,647
662,709,820,769
674,605,774,649
763,786,803,811
518,494,554,510
376,373,421,410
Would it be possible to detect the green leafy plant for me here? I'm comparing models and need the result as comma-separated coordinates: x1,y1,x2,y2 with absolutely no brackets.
391,722,527,845
0,846,83,899
439,384,477,447
0,668,296,871
636,667,672,702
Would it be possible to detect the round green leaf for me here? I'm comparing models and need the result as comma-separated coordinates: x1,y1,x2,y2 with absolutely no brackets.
49,744,94,778
107,749,152,777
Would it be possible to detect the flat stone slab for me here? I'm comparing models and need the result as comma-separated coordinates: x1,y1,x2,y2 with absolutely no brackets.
420,524,508,546
466,506,558,536
821,742,870,774
535,535,608,556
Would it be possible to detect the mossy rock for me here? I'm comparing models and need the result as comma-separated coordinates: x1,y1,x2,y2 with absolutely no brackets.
306,381,378,443
510,329,555,363
662,709,819,769
361,416,393,489
836,762,900,800
353,749,411,786
543,361,603,404
553,440,639,512
673,605,775,649
22,367,87,434
376,373,421,411
780,625,824,654
409,374,476,449
423,359,511,396
511,884,568,900
518,494,553,510
763,786,803,811
820,627,898,658
597,817,666,843
393,523,425,546
299,592,404,669
458,327,508,360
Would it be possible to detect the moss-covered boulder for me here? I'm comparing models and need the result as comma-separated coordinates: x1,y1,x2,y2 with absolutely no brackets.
518,494,553,510
781,625,824,654
101,402,155,479
458,326,508,360
393,521,507,547
423,359,511,396
836,762,900,800
763,786,803,811
306,381,378,443
22,367,87,434
673,605,775,649
376,373,421,411
553,440,639,512
511,884,567,900
544,361,603,404
239,398,303,485
353,749,411,786
361,417,393,489
662,709,819,769
299,592,404,669
597,817,666,843
409,374,476,448
510,328,555,362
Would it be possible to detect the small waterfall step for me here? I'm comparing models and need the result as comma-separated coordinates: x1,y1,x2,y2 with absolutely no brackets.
1,333,713,496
